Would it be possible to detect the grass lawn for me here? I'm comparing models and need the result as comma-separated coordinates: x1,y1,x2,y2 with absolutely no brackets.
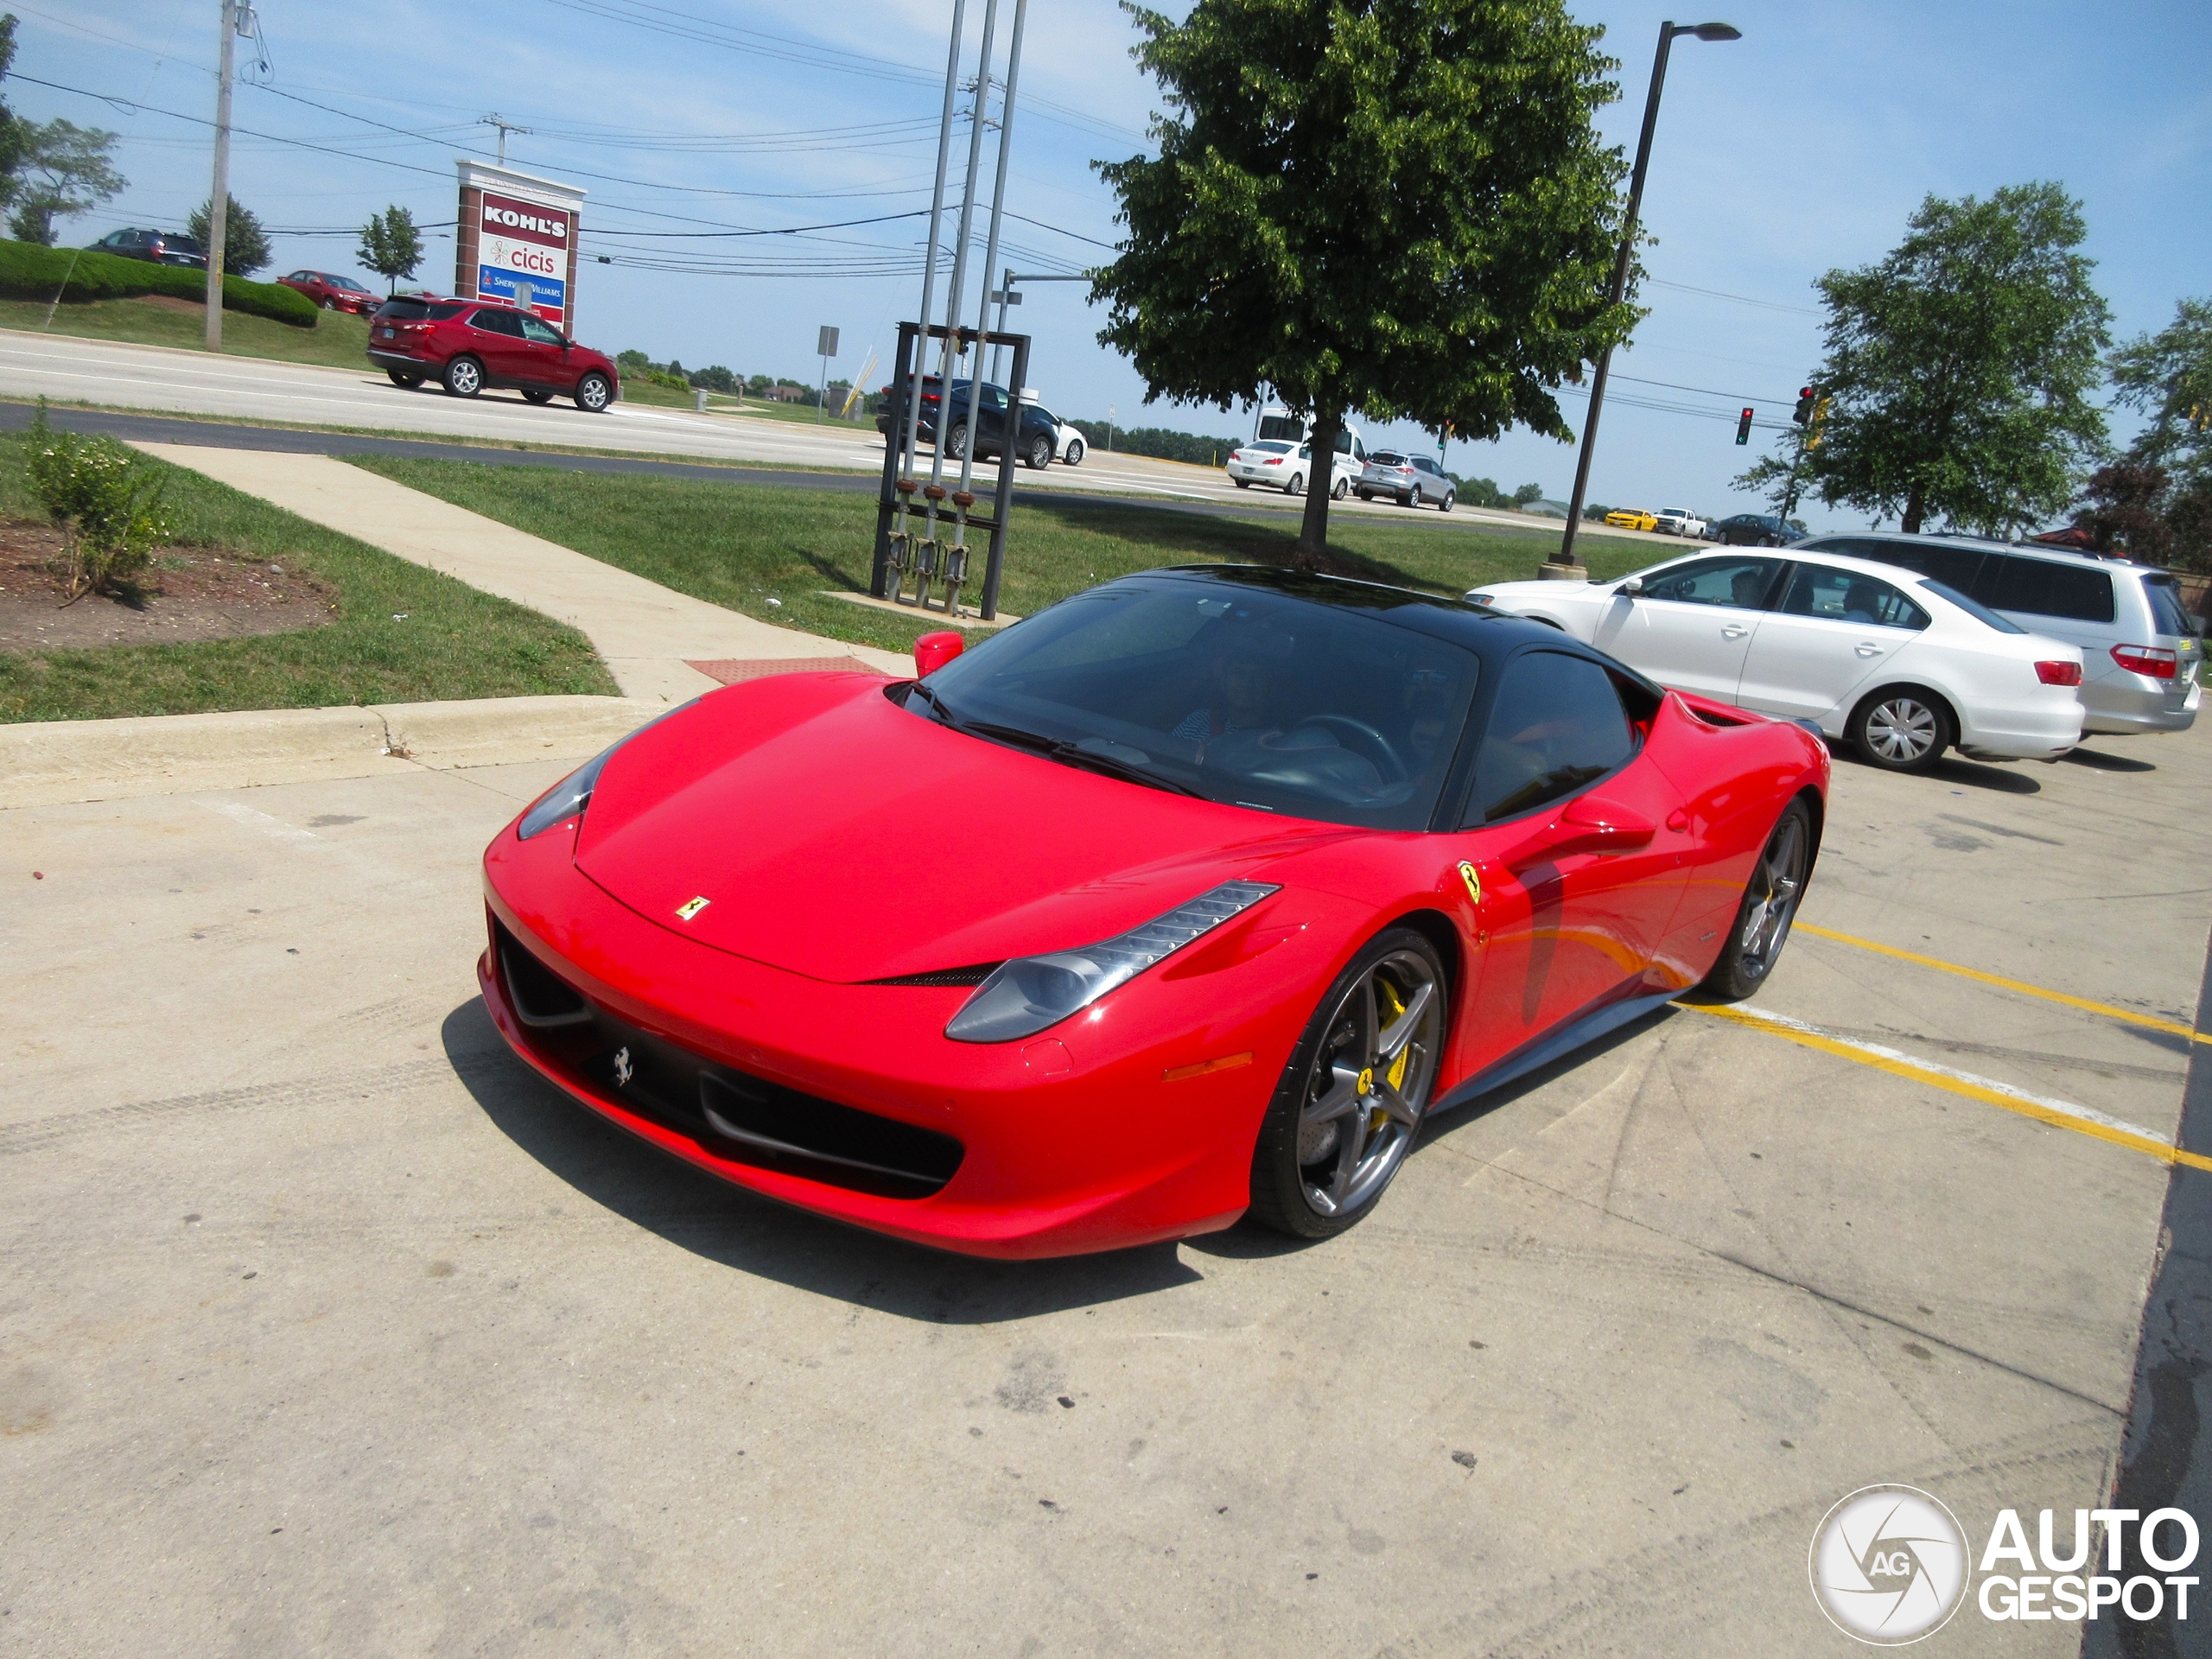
348,455,1653,658
0,296,376,369
0,431,614,723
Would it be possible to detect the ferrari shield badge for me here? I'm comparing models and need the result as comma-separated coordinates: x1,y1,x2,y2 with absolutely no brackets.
676,895,711,922
1457,861,1482,906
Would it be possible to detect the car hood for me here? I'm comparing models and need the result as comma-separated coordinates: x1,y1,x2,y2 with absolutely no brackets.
571,675,1354,983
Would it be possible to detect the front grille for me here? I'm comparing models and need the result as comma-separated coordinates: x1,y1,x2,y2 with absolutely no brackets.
493,921,963,1198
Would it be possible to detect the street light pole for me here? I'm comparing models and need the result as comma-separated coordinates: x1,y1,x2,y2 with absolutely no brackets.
204,0,238,353
1554,19,1739,575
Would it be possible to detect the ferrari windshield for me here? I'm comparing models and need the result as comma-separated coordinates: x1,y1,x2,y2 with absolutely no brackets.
912,575,1480,830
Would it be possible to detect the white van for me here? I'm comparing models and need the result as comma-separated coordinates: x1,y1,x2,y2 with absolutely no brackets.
1249,406,1368,497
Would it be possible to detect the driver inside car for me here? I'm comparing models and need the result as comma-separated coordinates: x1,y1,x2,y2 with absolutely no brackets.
1173,624,1390,799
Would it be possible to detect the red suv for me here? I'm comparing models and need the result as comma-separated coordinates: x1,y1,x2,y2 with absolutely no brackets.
279,269,378,315
365,296,620,413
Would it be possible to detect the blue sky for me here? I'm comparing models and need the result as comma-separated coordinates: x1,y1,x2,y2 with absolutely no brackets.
14,0,2210,531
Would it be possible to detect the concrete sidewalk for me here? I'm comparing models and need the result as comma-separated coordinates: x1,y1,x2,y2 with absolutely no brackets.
131,442,912,701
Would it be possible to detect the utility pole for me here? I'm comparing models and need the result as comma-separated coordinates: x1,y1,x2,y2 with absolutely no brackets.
205,0,238,352
482,115,532,168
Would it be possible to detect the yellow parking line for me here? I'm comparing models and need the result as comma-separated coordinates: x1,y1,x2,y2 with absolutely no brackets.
1681,1001,2212,1174
1794,922,2209,1046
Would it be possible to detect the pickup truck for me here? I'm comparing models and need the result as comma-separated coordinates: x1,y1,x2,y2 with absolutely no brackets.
1654,507,1708,537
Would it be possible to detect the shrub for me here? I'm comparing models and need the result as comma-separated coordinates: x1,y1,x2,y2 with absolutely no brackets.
1066,421,1245,467
0,238,318,327
24,401,175,600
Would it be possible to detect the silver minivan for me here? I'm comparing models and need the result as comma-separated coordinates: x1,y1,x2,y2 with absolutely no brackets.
1793,533,2202,736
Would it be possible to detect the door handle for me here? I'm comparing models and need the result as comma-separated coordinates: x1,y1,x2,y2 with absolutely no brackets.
1720,623,1749,639
1855,643,1885,657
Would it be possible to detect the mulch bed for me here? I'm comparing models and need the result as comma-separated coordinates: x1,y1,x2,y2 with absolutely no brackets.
0,518,335,653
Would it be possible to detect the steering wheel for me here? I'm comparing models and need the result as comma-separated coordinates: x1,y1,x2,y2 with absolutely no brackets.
1289,715,1409,785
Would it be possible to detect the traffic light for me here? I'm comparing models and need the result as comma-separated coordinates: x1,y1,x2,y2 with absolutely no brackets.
1808,394,1834,450
1792,385,1816,426
1735,407,1754,445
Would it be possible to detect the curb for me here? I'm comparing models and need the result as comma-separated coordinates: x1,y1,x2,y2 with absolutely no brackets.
3,695,664,808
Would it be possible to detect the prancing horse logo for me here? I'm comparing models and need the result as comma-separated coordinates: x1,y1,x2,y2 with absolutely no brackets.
612,1046,634,1089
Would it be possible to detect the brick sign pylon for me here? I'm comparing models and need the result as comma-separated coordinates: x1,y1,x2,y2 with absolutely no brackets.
454,160,586,331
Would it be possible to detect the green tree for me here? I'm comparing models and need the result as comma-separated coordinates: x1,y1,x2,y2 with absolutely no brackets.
6,118,124,245
0,16,34,223
1796,182,2111,537
188,194,270,276
356,205,423,294
2109,297,2212,488
1092,0,1635,561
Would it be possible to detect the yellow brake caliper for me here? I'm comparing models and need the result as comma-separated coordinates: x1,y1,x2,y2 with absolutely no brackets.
1375,978,1409,1130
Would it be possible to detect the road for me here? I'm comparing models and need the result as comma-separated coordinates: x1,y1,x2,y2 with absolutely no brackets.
5,715,2208,1654
0,328,1691,546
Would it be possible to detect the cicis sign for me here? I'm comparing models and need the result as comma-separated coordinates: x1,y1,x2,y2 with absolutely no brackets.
475,189,570,326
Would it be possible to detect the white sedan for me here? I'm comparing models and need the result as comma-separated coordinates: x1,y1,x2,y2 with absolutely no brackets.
1468,549,2087,772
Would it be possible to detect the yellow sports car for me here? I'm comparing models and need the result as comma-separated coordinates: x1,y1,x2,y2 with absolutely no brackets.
1604,507,1658,531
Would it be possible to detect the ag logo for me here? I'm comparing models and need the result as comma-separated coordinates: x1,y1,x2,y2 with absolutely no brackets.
612,1046,634,1090
1809,1485,1968,1644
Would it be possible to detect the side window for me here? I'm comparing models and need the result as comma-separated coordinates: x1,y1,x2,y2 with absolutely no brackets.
1640,556,1782,609
518,315,563,346
469,308,524,336
1466,652,1636,826
1779,565,1929,629
1983,555,2116,625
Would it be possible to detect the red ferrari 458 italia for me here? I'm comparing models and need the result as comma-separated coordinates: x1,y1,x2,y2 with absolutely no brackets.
480,566,1827,1257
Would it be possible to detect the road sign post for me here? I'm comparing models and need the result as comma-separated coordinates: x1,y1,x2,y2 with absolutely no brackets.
817,325,839,423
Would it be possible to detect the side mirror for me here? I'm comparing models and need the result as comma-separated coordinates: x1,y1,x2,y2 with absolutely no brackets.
914,631,965,677
1509,792,1655,867
1617,577,1643,597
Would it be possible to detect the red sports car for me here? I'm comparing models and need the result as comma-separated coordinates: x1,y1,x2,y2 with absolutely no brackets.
480,566,1827,1257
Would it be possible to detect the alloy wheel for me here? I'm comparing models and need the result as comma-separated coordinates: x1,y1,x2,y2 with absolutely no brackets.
1294,949,1442,1219
1737,811,1808,981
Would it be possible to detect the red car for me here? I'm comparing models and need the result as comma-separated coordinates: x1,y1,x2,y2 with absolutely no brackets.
277,269,379,315
366,295,619,412
480,566,1827,1257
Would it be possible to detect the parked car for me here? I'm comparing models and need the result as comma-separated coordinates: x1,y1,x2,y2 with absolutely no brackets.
366,296,620,412
278,269,379,315
1603,507,1658,532
1711,513,1806,548
1793,531,2202,738
1249,407,1371,485
1468,547,2088,772
1654,507,1707,538
876,378,1061,467
479,563,1827,1254
86,227,206,269
1356,452,1455,511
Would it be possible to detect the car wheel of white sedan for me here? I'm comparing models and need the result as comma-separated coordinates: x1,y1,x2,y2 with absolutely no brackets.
1285,473,1303,495
1851,687,1952,772
1064,439,1084,466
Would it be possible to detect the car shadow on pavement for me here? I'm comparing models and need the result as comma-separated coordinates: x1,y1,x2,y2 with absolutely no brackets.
442,998,1204,1321
2063,746,2159,773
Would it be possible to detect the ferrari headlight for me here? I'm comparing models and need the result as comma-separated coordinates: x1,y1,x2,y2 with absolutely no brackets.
944,880,1280,1044
517,746,616,839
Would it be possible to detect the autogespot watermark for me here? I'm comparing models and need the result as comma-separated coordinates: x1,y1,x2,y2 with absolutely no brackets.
1808,1485,2202,1644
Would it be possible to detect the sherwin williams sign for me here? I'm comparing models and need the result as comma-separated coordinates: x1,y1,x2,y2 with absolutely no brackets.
477,190,569,325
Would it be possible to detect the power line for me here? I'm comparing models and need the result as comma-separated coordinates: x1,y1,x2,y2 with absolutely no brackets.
1646,276,1822,316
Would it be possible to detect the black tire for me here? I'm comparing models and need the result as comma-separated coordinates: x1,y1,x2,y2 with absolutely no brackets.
1701,800,1814,1001
1409,485,1424,508
1357,489,1372,501
1234,479,1251,488
1849,686,1953,772
574,372,613,413
321,296,337,311
1285,473,1303,495
385,369,423,388
945,422,969,461
1065,438,1084,467
1247,927,1447,1241
1026,432,1053,470
442,355,484,398
1440,490,1455,513
521,389,554,404
1331,475,1348,500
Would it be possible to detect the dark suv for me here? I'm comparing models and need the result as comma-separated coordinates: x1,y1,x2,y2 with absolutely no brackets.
87,228,207,269
366,296,620,412
876,377,1062,468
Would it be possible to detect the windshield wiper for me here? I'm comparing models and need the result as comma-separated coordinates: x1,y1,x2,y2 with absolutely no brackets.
959,719,1210,800
907,681,958,725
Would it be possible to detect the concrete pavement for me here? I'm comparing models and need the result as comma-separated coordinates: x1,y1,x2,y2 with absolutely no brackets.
3,711,2207,1653
130,442,912,701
